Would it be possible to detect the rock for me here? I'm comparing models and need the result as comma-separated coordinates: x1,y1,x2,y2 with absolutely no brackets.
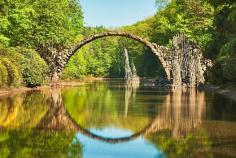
155,77,171,87
168,33,211,87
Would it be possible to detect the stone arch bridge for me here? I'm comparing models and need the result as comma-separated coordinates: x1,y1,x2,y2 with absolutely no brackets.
52,32,211,87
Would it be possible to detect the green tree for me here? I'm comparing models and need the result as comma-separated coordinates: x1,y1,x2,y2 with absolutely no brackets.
62,27,122,79
152,0,214,47
206,0,236,83
0,0,10,46
0,0,84,76
0,45,48,87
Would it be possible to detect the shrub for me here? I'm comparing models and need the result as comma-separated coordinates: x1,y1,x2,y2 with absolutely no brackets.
209,56,236,83
17,48,49,87
0,46,27,66
0,63,8,87
0,45,49,87
0,58,21,86
222,57,236,81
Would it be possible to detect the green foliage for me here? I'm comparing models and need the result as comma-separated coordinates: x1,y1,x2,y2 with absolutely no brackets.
0,62,8,87
205,0,236,83
146,128,213,158
152,0,214,47
0,0,9,46
3,0,83,48
0,58,20,86
0,0,84,66
62,54,87,80
0,45,48,87
0,34,9,46
62,81,156,128
118,0,214,78
62,27,123,79
219,37,236,56
0,129,83,158
0,57,21,86
210,56,236,83
222,57,236,80
0,0,234,84
120,17,165,78
0,0,83,86
18,48,48,87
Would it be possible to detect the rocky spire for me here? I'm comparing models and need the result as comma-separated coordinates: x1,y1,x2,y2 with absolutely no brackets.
124,48,133,80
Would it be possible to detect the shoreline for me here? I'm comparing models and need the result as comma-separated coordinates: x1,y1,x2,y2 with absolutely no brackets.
0,77,127,97
1,79,236,102
0,86,50,97
204,84,236,102
0,77,107,97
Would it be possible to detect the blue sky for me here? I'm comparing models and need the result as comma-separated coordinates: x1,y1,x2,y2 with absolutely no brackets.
80,0,157,27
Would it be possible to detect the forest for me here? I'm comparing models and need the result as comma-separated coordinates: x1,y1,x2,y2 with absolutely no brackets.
0,0,235,87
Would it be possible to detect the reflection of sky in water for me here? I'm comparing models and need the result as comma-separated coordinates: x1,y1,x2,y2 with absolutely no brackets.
73,127,166,158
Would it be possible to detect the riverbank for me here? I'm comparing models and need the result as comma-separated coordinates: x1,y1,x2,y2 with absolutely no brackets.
205,84,236,102
0,77,107,97
0,86,49,97
1,79,236,103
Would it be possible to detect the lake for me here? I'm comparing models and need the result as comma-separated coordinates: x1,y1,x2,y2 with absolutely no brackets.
0,80,236,158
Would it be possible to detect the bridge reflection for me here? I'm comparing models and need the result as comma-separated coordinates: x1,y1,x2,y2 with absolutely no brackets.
148,89,206,138
36,88,206,143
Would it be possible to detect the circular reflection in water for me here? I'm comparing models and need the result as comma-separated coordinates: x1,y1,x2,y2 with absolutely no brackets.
72,127,166,158
62,81,165,143
61,80,167,157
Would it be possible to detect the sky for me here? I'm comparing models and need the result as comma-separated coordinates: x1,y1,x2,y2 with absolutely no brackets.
80,0,157,27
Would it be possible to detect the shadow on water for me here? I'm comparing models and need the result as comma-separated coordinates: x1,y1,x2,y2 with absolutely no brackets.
0,80,236,157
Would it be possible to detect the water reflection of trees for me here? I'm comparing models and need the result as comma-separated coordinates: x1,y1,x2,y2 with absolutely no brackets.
0,93,48,128
145,89,212,158
148,89,206,138
37,88,153,144
0,129,82,158
61,82,154,131
0,85,209,143
0,83,236,157
39,87,209,145
0,93,83,158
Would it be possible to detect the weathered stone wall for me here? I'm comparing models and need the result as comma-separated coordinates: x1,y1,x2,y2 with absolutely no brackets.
170,33,211,87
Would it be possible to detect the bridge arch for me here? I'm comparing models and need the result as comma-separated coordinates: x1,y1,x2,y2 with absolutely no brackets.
55,32,170,80
37,89,157,144
66,110,154,144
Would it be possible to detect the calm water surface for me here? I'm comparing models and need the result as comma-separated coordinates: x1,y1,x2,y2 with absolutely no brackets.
0,80,236,158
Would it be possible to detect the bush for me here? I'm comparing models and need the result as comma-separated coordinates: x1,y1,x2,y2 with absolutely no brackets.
0,46,27,66
0,58,21,86
209,56,236,83
222,57,236,81
0,63,8,87
17,48,49,87
0,45,49,87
